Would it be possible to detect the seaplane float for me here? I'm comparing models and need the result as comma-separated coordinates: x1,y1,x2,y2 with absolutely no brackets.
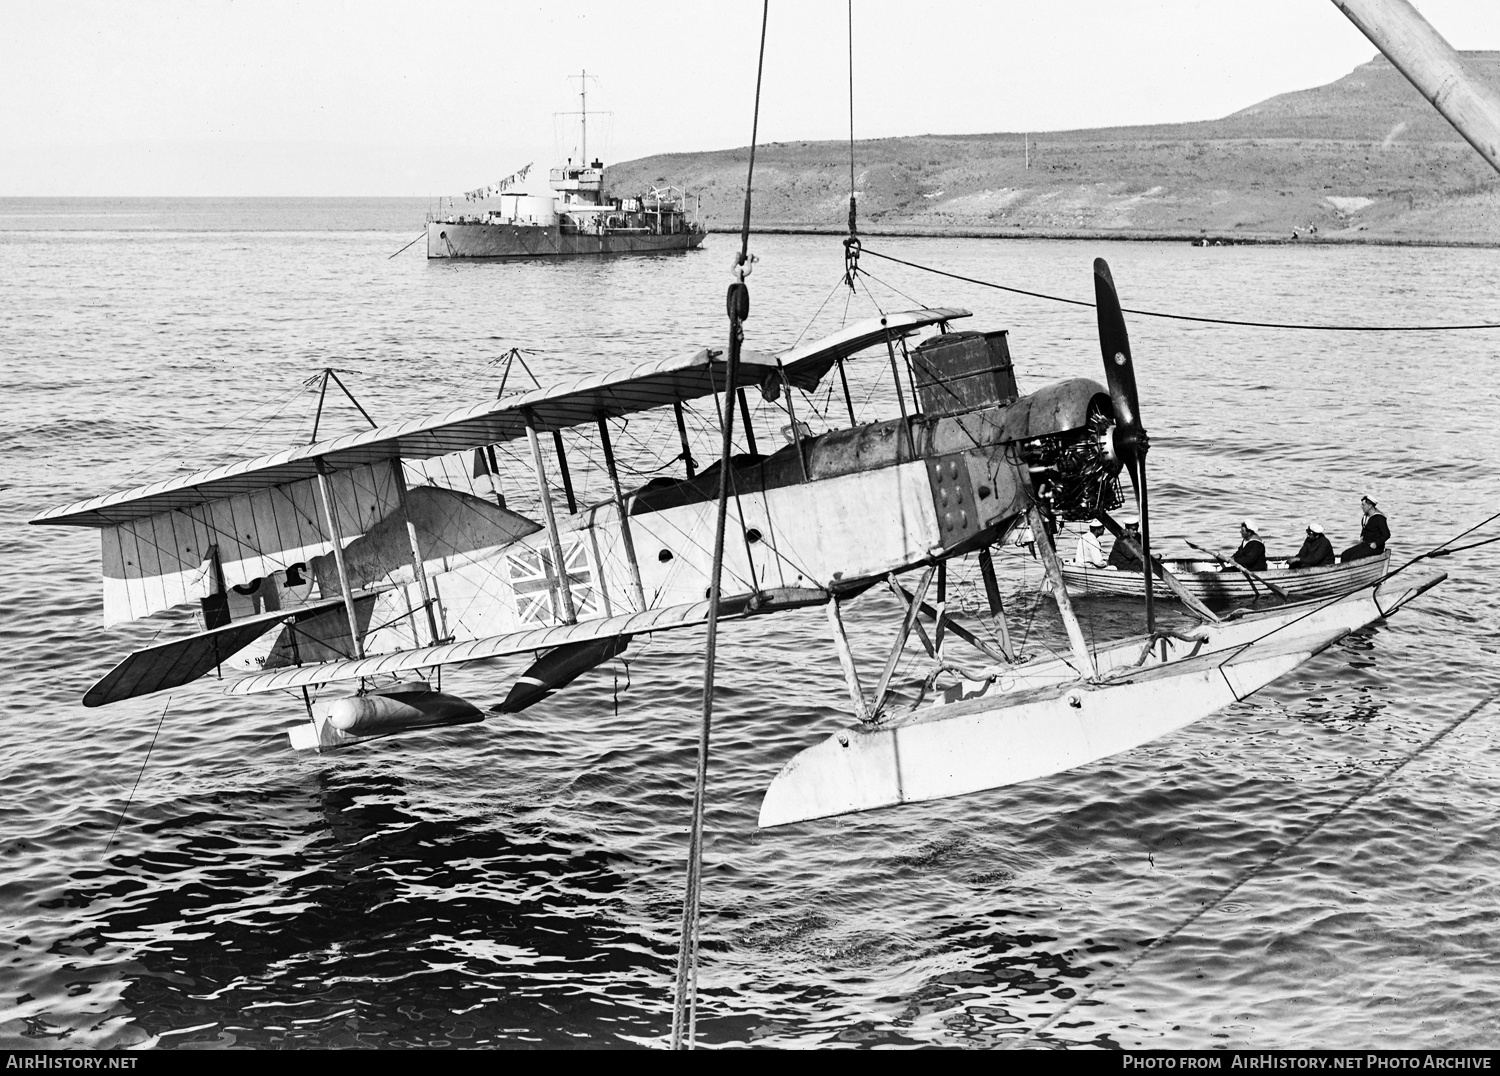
31,259,1444,827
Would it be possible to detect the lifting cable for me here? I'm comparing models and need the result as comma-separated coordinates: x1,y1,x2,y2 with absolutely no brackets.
843,0,861,290
669,0,769,1051
858,246,1500,332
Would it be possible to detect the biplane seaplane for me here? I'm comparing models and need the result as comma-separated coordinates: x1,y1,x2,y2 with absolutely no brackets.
31,260,1443,826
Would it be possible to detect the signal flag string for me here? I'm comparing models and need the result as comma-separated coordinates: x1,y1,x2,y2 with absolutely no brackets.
859,246,1500,331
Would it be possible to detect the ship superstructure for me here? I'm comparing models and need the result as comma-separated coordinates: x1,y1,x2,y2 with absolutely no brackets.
426,73,704,260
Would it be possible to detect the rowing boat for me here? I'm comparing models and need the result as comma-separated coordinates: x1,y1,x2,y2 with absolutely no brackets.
1060,551,1391,603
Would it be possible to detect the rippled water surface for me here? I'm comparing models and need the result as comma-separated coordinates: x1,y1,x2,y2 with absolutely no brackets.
2,198,1499,1049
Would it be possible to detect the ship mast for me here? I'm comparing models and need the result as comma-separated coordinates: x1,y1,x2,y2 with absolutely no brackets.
567,69,596,164
556,71,609,172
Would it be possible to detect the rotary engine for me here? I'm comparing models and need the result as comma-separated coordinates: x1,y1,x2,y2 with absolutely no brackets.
1018,402,1124,523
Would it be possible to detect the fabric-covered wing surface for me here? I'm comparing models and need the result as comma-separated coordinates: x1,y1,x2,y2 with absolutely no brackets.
228,586,830,695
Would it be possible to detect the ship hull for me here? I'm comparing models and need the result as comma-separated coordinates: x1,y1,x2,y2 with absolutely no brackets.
427,221,705,259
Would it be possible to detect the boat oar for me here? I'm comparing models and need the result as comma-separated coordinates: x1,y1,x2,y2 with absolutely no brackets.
1096,512,1221,623
1182,539,1290,599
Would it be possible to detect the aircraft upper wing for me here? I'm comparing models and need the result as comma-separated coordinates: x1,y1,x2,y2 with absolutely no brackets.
227,586,831,695
33,308,970,531
31,346,781,529
777,308,970,389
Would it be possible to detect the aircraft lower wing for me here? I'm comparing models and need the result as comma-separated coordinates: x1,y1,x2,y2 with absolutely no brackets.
84,598,350,707
228,586,831,695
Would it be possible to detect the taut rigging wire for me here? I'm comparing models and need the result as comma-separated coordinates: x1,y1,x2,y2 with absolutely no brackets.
1010,687,1500,1049
858,245,1500,332
670,0,770,1050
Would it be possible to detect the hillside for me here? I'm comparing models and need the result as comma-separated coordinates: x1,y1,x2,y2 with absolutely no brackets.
605,53,1500,245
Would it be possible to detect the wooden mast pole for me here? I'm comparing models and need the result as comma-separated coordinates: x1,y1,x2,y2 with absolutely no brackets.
1332,0,1500,177
524,409,578,624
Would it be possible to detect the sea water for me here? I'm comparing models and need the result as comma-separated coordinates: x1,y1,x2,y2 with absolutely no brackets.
1,198,1498,1049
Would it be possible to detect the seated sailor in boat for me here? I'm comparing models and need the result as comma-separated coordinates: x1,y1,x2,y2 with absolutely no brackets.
1013,522,1037,559
1340,495,1390,563
1232,519,1268,572
1105,517,1144,571
1289,522,1335,569
1074,522,1107,568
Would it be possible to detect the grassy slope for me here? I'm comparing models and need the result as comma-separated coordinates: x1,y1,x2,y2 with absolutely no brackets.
605,53,1500,245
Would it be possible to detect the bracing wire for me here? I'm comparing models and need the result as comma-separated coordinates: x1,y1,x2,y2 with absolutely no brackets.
1010,688,1500,1048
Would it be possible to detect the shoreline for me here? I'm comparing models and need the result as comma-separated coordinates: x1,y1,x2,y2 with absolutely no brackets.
705,223,1500,249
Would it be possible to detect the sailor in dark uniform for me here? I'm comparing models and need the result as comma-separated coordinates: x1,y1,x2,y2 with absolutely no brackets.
1289,522,1335,569
1341,496,1390,562
1106,517,1144,571
1232,519,1267,572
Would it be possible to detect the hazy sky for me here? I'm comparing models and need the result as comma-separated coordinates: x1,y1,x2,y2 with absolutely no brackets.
3,0,1498,196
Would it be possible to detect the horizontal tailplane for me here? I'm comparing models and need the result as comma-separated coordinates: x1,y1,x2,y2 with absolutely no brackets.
84,599,347,707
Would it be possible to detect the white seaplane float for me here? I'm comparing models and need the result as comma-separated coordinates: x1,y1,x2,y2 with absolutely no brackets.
31,260,1443,827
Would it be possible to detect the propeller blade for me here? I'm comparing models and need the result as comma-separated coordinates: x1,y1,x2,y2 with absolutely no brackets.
1094,258,1143,454
1094,258,1154,634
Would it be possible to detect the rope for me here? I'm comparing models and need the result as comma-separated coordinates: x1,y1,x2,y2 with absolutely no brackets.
846,0,856,238
671,1,768,1050
1009,688,1500,1048
854,265,927,309
104,697,172,855
736,4,769,263
387,230,426,259
859,246,1500,332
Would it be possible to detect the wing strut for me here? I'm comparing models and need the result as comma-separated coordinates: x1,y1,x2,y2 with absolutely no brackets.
314,459,365,659
524,408,577,624
596,416,648,612
393,463,444,645
826,595,870,721
1027,502,1097,679
870,565,936,718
